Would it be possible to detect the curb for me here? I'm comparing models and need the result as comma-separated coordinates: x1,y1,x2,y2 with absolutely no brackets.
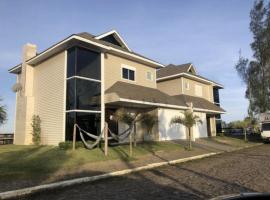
0,143,262,199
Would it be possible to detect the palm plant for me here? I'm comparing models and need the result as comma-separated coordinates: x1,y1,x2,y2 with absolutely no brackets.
0,98,7,125
140,113,158,140
171,110,202,150
114,108,139,156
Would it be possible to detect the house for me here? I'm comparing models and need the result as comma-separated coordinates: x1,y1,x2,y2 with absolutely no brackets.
8,30,225,145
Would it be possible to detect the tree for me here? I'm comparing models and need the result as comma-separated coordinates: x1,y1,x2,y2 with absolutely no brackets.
114,108,139,156
235,0,270,115
139,113,158,140
170,110,202,150
0,98,7,125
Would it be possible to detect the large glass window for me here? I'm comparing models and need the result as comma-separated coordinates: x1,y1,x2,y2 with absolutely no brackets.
67,47,101,80
76,79,101,110
66,79,75,110
76,48,101,80
66,47,102,141
66,112,101,141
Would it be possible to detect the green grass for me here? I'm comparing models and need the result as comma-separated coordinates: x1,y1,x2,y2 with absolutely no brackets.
213,135,257,147
0,141,183,180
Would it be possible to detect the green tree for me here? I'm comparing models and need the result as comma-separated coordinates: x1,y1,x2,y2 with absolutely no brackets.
114,108,139,156
140,113,158,140
171,110,202,150
0,98,7,125
236,0,270,115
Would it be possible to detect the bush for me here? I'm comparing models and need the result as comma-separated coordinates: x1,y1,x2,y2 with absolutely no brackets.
58,141,85,150
31,115,41,145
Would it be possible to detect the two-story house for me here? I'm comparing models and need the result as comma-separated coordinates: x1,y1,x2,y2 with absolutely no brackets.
8,30,225,145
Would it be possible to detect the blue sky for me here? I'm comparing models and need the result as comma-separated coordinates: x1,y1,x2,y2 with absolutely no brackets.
0,0,254,132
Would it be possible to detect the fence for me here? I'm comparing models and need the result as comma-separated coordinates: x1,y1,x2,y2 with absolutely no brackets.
0,133,14,145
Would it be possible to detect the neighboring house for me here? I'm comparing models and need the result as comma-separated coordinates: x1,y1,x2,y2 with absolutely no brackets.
8,30,225,145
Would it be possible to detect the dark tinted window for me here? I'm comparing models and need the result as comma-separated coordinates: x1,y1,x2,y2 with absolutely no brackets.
76,79,101,110
100,35,122,47
67,48,76,78
122,68,135,81
65,112,101,141
213,88,220,104
122,68,128,79
77,47,101,80
262,123,270,131
66,79,75,110
129,70,135,81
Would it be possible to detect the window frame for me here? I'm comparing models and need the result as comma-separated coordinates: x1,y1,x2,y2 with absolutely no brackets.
121,64,136,82
146,71,154,81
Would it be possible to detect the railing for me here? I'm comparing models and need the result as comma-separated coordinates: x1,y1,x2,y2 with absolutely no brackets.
0,134,14,145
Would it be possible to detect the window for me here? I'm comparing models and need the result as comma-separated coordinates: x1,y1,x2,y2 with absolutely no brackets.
67,47,101,80
122,67,135,81
66,47,102,141
195,85,203,97
66,112,101,141
185,82,190,90
146,71,153,81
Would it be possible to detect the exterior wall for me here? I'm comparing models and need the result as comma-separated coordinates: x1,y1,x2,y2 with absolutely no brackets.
193,112,208,138
33,52,66,145
157,78,182,96
104,53,156,90
158,108,186,140
181,77,211,100
157,77,214,102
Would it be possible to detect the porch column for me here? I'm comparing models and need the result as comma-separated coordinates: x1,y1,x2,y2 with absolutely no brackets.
101,52,105,135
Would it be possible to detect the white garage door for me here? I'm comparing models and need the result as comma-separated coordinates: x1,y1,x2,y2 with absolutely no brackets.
158,108,186,140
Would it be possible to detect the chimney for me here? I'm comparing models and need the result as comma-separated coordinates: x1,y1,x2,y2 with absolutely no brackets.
22,43,37,62
21,43,37,95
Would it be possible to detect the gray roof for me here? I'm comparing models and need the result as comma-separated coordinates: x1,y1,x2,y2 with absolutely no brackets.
105,81,187,107
105,81,225,113
173,94,225,113
76,32,161,66
157,63,192,78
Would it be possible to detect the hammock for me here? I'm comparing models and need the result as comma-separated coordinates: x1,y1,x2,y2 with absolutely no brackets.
75,124,103,149
75,122,134,149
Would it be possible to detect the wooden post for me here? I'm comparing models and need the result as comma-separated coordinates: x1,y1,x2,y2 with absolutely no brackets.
72,124,76,151
104,122,108,156
134,122,137,147
129,124,133,157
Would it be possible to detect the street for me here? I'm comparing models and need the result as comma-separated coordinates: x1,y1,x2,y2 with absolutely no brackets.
19,144,270,200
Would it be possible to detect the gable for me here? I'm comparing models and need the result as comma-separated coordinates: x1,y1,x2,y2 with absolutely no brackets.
100,34,123,47
95,30,131,52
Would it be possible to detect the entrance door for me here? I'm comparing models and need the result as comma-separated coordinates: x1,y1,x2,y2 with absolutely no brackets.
206,116,211,137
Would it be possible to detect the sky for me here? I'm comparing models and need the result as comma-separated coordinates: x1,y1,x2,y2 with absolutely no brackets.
0,0,254,133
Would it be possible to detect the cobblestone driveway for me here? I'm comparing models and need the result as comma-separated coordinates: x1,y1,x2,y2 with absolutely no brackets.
19,144,270,200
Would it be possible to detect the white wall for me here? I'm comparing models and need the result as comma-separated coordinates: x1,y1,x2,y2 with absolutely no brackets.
158,108,186,140
193,112,208,139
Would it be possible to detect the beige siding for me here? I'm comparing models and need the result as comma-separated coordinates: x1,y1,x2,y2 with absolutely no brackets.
104,53,156,90
33,51,66,145
182,77,210,100
157,78,182,96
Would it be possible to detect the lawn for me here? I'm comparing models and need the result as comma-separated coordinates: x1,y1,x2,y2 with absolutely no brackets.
213,135,260,147
0,141,183,181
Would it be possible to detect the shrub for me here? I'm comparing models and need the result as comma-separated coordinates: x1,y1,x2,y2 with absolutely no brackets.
58,141,85,150
31,115,41,145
